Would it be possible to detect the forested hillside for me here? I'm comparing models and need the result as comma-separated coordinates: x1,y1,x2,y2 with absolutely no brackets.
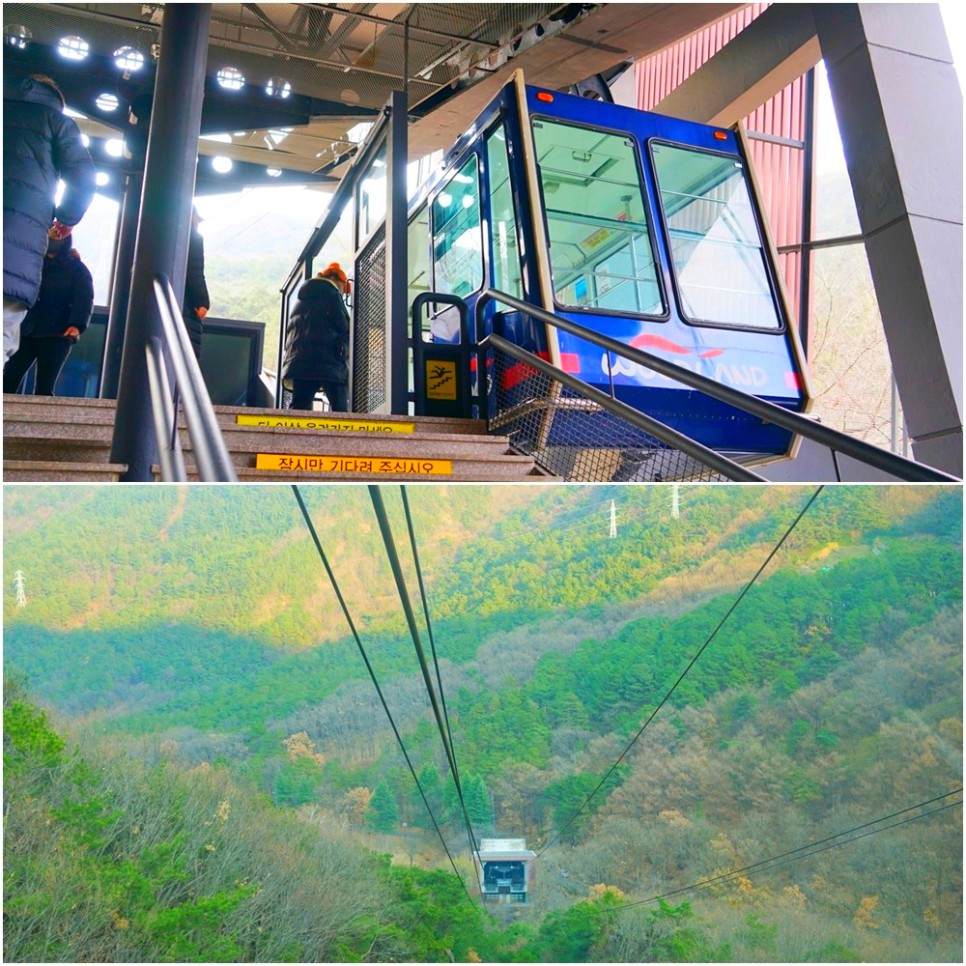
3,484,962,963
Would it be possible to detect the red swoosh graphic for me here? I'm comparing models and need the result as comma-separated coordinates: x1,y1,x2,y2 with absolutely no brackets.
628,335,724,359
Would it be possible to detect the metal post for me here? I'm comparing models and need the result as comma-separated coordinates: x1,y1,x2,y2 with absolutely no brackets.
109,4,212,480
385,89,409,414
797,67,816,357
100,153,144,398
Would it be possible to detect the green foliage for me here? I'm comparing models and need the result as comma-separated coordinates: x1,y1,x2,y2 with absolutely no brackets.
272,757,320,807
541,769,627,845
802,939,862,961
368,782,399,832
462,773,494,827
3,699,65,773
383,865,489,961
3,688,395,963
530,893,617,961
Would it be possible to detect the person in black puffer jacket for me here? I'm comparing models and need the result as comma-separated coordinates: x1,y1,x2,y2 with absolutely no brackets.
3,231,94,396
3,73,96,364
282,262,351,411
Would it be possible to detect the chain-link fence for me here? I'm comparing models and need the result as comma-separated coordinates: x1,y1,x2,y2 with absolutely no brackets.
488,343,736,482
352,227,388,413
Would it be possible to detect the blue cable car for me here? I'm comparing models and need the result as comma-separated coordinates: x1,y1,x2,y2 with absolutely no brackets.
406,71,812,461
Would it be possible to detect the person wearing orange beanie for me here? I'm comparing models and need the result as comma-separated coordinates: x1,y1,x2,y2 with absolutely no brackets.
281,262,351,411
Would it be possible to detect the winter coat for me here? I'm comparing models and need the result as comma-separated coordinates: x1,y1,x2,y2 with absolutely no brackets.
281,276,350,385
182,225,210,357
3,75,97,308
20,237,94,342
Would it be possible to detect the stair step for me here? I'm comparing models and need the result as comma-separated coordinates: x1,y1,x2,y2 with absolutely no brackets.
2,394,551,482
2,394,487,436
3,460,128,482
3,418,517,461
165,460,554,482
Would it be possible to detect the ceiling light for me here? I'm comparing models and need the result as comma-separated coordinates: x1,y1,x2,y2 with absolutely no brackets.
58,35,90,60
4,24,32,50
266,77,291,99
114,46,145,71
96,93,120,112
216,66,245,91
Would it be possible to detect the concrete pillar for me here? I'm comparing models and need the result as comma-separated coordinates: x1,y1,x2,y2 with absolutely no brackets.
813,3,963,475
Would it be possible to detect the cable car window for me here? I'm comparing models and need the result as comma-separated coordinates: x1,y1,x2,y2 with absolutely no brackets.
485,124,523,300
531,118,663,316
652,141,781,330
432,155,484,299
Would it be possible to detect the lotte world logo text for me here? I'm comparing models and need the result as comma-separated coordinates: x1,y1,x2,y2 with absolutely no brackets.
600,334,768,389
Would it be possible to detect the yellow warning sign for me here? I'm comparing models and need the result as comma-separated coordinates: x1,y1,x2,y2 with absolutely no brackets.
425,359,458,401
255,453,453,475
236,414,415,434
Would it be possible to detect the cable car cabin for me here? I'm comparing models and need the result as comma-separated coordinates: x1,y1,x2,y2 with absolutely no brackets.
473,838,537,904
406,71,811,463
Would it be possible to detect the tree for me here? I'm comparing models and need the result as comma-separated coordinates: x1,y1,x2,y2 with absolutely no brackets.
283,731,325,765
368,783,399,832
343,786,373,826
463,773,493,827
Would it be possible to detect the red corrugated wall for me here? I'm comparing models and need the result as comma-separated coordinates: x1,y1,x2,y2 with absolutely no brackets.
635,3,808,331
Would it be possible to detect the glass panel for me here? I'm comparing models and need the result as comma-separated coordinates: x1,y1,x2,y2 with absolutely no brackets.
814,63,861,240
810,244,904,451
485,125,523,299
407,204,431,339
432,155,483,298
652,141,780,329
531,118,663,315
358,145,387,241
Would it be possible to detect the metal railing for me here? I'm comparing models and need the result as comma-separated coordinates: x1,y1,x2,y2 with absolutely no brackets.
474,288,959,483
145,274,237,482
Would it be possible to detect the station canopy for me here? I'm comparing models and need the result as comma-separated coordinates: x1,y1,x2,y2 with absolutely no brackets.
3,3,741,193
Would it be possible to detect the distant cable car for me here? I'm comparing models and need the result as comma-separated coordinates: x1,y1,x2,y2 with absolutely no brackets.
403,70,811,462
473,837,537,903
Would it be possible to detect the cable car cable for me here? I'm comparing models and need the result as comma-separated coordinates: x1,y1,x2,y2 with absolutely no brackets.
400,486,468,815
368,486,483,873
611,789,963,913
290,485,477,908
538,485,825,856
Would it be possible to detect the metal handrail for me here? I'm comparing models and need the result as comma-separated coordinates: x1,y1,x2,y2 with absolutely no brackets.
475,289,959,483
144,336,187,481
149,274,238,482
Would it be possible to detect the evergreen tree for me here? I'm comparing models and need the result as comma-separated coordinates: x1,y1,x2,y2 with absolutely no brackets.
369,782,399,832
463,773,494,828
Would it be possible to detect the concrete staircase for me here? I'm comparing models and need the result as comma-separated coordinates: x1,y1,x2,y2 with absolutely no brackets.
2,394,555,482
